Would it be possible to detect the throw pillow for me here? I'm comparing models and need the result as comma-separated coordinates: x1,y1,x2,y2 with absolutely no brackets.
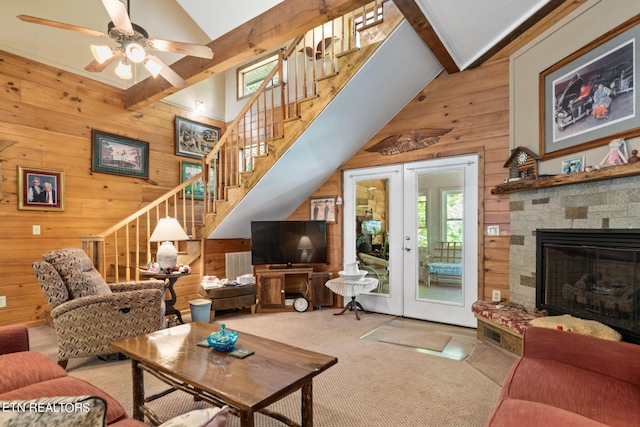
0,395,107,427
529,314,622,341
159,405,229,427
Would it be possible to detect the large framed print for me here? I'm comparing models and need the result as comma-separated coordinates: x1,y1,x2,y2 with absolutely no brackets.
180,161,215,200
91,130,149,178
175,117,221,159
17,166,65,211
540,15,640,160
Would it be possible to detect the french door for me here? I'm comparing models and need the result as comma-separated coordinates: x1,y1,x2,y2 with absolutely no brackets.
343,155,478,327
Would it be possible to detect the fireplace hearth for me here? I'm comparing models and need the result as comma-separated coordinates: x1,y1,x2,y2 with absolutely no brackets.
536,229,640,343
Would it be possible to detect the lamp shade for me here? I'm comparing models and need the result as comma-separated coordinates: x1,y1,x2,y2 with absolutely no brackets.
150,217,189,242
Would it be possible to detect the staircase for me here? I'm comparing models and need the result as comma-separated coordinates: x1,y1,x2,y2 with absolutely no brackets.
81,1,443,281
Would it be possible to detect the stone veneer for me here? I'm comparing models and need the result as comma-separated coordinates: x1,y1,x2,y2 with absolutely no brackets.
508,175,640,310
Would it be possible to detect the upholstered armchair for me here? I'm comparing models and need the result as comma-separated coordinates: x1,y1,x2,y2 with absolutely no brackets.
32,248,165,369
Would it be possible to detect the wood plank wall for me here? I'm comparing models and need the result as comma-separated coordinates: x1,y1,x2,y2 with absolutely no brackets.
0,50,224,327
302,58,512,302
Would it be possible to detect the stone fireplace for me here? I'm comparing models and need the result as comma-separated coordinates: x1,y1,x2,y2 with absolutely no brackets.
508,175,640,340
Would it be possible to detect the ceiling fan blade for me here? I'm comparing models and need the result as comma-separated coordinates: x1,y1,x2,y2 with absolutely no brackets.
17,15,109,38
101,0,134,36
85,50,121,72
147,38,213,59
146,54,187,88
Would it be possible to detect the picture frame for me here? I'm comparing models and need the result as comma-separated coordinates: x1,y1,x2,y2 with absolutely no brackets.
17,166,65,211
91,130,149,178
175,117,221,159
310,197,336,223
540,15,640,160
561,156,585,174
180,160,215,200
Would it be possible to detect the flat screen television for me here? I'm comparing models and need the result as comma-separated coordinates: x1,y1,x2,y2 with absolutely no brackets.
361,219,382,235
251,220,328,267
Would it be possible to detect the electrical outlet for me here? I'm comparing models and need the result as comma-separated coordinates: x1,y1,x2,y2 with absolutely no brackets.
492,290,501,302
0,296,6,308
32,225,41,235
487,225,500,236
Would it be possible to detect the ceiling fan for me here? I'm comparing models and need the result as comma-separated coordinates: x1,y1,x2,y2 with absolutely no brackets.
17,0,213,88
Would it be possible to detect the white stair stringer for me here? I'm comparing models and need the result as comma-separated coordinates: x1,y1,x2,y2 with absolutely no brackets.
210,20,443,238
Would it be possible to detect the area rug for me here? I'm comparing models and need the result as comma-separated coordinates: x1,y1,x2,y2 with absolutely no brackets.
465,342,519,386
378,328,452,352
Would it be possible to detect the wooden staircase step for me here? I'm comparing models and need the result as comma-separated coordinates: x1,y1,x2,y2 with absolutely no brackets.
336,47,360,58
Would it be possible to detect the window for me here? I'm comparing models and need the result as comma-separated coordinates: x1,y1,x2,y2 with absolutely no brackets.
417,194,428,248
237,54,280,99
441,189,463,243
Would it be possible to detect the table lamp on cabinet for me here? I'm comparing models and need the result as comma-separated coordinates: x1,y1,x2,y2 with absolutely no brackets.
150,217,189,270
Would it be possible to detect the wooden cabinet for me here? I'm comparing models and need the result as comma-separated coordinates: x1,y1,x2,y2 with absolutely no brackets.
310,272,333,307
255,268,313,312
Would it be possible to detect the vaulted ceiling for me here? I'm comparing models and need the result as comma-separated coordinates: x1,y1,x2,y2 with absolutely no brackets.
0,0,582,114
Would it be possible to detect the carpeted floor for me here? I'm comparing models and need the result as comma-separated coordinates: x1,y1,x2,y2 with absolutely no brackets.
28,309,516,426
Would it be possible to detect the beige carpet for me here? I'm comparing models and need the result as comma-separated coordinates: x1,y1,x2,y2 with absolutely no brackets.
27,309,509,426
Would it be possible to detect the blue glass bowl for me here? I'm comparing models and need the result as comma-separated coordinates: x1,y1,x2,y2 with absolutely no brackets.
206,324,238,352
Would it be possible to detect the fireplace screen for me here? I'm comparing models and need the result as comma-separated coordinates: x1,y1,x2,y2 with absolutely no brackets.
537,230,640,343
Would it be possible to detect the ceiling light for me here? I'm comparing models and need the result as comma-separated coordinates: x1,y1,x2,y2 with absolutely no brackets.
114,59,132,80
90,45,114,64
125,42,146,63
144,56,163,78
195,100,206,111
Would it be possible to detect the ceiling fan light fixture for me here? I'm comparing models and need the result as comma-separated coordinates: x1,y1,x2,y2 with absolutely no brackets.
124,42,146,63
90,45,114,64
144,56,163,78
114,59,133,80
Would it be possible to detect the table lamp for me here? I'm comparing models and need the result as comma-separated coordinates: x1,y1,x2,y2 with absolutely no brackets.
297,235,314,263
149,217,189,271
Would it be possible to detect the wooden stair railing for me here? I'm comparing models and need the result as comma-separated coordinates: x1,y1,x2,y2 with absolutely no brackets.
80,174,205,282
80,1,390,280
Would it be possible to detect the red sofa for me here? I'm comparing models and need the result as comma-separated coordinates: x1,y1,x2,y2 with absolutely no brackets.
0,324,144,426
486,326,640,426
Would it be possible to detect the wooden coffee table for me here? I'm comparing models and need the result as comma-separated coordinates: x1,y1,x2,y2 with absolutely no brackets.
111,322,337,427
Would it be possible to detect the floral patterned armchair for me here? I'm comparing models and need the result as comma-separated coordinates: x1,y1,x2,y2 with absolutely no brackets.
32,248,165,369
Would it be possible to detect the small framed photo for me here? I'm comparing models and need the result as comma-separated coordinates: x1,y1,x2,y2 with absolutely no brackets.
310,197,337,223
175,117,221,159
561,156,585,174
180,161,215,200
91,130,149,178
18,166,64,211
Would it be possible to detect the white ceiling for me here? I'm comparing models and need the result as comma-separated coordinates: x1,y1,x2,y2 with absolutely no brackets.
0,0,552,115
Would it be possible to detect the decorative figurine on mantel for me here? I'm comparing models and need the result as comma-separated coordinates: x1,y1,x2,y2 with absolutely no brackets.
504,146,539,180
600,138,629,167
628,149,640,164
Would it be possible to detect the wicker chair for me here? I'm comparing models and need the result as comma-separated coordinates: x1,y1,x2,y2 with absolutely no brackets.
32,247,165,369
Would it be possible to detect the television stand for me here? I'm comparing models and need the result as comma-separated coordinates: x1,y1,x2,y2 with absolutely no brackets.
255,267,313,313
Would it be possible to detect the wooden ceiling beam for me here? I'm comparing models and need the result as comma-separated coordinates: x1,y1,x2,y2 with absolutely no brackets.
393,0,460,74
124,0,372,110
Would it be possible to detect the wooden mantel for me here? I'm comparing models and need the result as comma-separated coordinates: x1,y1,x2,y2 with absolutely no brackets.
491,162,640,195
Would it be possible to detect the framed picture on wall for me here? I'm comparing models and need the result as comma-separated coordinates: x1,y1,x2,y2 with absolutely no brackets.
180,160,215,200
91,130,149,178
539,15,640,160
310,197,336,223
175,117,221,159
17,166,65,211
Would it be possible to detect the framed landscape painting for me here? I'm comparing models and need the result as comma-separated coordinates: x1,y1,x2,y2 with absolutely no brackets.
91,130,149,178
175,117,221,159
540,15,640,160
18,165,65,211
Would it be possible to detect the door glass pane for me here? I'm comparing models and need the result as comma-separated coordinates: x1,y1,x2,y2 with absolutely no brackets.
418,171,463,303
355,178,389,294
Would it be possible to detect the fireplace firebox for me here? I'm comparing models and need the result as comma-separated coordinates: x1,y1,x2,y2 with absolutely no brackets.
536,229,640,344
